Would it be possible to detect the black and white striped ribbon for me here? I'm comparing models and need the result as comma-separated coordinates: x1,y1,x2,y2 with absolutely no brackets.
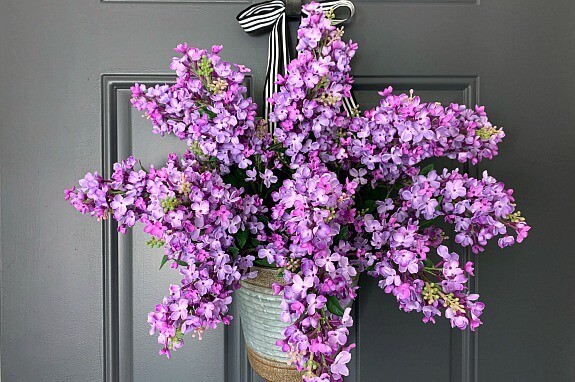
237,0,358,133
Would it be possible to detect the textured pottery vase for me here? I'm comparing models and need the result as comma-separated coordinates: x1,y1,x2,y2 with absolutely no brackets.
235,266,303,382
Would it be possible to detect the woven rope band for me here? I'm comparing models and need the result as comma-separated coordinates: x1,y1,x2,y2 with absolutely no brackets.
247,346,303,382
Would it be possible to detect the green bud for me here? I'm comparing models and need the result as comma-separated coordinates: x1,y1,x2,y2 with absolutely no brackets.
476,125,501,140
147,237,165,249
161,196,181,212
506,210,525,223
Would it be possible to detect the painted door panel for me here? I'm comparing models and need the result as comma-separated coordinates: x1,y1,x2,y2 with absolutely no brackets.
1,1,573,381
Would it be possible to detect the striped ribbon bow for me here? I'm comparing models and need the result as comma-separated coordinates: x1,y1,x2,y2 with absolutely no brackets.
237,0,357,132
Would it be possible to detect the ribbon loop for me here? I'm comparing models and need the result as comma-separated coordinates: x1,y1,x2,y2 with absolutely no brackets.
237,0,357,132
237,0,286,32
303,0,355,25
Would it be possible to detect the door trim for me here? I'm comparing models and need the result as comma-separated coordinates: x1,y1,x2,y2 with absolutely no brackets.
351,75,480,382
101,74,252,382
101,73,479,382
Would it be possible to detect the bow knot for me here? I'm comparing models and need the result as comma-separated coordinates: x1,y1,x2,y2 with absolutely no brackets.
237,0,356,132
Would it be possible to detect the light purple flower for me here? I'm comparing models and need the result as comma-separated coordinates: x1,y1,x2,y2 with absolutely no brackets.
330,350,351,377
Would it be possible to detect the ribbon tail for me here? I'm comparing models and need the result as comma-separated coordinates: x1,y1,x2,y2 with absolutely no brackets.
264,12,290,134
342,90,359,118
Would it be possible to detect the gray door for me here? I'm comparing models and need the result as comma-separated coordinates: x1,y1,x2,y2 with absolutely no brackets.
1,1,573,381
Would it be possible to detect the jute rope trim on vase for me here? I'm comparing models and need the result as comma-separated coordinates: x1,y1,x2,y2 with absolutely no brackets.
241,266,287,289
247,345,304,382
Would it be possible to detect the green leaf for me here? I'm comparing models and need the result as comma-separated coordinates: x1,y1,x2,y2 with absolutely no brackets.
334,225,349,243
199,106,217,119
229,246,240,258
435,195,444,211
363,200,376,213
257,214,270,225
159,255,169,270
420,163,435,176
326,296,345,317
235,229,249,249
421,216,440,228
248,236,260,249
175,259,188,267
253,258,277,268
423,259,435,268
222,167,248,189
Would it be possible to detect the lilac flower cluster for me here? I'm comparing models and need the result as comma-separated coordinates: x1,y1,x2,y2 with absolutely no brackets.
65,2,530,381
65,151,266,356
342,88,506,185
359,168,529,331
269,2,357,168
267,161,359,378
131,44,268,171
398,169,530,253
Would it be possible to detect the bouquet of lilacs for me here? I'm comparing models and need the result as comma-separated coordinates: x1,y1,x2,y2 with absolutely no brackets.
65,3,530,381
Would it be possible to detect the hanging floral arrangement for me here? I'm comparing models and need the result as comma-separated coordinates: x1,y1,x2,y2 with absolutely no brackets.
65,2,530,381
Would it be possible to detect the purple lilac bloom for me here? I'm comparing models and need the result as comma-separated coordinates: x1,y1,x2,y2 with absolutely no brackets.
65,2,530,380
66,150,266,357
269,1,357,172
339,88,506,186
130,44,270,172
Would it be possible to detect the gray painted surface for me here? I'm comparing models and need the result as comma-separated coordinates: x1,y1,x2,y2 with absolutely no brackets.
1,1,574,381
102,75,227,382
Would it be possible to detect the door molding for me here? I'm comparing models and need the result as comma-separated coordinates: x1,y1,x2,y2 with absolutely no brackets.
101,74,252,382
352,75,480,382
101,73,479,382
